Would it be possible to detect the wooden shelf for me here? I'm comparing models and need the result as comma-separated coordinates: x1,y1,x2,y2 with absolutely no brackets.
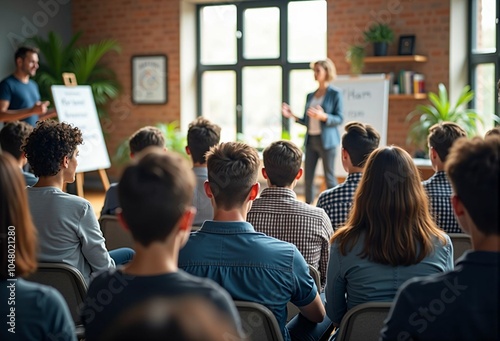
364,55,428,63
389,93,427,100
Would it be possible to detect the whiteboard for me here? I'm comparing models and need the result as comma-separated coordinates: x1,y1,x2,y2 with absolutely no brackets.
330,75,389,178
51,85,111,173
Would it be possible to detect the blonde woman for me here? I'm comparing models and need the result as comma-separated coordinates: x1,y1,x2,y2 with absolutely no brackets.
325,146,453,329
282,58,343,204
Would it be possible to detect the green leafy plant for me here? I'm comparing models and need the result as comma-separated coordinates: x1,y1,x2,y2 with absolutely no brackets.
406,83,493,151
27,31,121,117
346,45,366,75
113,121,188,165
363,24,394,43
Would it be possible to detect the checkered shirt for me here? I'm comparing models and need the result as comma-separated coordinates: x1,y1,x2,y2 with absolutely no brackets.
247,187,333,287
316,172,362,230
422,171,462,233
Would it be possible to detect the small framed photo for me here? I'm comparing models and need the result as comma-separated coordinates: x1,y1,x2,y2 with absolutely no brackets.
131,55,168,104
398,35,416,56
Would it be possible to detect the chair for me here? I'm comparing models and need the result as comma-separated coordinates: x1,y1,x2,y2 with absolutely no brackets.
26,262,88,338
448,233,472,263
99,214,134,249
335,302,392,341
234,301,284,341
286,265,321,322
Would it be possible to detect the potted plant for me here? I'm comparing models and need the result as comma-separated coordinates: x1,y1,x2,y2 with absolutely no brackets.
346,45,366,75
363,24,394,56
27,31,121,118
405,83,498,152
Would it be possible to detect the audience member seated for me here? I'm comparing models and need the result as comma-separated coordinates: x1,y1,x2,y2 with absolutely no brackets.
326,146,453,333
317,121,380,230
381,136,500,341
0,121,38,186
0,153,76,341
22,121,134,284
185,117,221,226
423,122,466,233
485,126,500,137
101,296,243,341
178,142,327,341
82,150,242,341
247,140,333,287
101,126,166,216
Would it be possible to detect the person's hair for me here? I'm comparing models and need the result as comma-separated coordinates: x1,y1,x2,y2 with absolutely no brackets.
101,297,242,341
129,126,166,155
14,46,39,62
118,150,195,247
206,142,260,210
427,122,467,162
263,140,302,187
312,58,337,82
485,126,500,137
331,146,446,266
0,153,37,279
445,136,499,235
187,117,221,164
22,120,83,177
0,121,33,159
341,121,380,167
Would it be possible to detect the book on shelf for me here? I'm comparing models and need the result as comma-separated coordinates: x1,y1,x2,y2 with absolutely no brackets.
398,70,425,95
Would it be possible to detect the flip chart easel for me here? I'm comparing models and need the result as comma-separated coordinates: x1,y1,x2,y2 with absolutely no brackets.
60,72,110,197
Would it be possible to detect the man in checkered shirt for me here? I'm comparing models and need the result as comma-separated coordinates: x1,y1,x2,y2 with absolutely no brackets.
247,140,333,288
423,122,466,233
317,122,380,230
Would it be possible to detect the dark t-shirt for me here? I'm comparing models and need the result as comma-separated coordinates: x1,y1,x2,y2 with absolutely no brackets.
0,75,41,126
82,269,242,341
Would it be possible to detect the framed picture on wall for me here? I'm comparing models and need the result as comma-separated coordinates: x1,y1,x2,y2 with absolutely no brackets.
398,35,416,55
131,55,168,104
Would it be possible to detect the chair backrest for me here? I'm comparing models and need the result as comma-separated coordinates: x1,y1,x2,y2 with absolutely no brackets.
286,264,321,322
335,302,392,341
234,301,284,341
26,262,88,326
448,233,472,263
99,214,134,249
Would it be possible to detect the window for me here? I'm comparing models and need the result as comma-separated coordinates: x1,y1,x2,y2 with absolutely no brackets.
197,1,327,147
469,0,500,130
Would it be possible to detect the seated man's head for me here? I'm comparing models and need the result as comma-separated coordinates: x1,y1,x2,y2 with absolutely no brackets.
186,117,221,165
205,142,260,210
446,136,499,237
118,150,195,247
341,121,380,172
22,121,82,182
262,140,302,187
0,121,33,166
129,126,166,157
427,122,466,169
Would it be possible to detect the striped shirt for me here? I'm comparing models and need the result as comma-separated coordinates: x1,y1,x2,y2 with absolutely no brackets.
247,187,333,287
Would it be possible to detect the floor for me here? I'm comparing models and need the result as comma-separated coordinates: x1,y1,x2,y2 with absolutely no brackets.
84,189,106,217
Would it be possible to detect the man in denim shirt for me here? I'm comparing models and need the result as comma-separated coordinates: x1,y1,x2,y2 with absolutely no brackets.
179,142,326,341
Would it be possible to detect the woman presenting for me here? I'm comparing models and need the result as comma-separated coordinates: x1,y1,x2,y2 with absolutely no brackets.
282,58,343,204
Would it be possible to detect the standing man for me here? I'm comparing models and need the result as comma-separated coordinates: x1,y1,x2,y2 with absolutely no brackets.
0,46,56,124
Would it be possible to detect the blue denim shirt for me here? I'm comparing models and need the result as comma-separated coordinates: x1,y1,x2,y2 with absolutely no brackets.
178,221,318,341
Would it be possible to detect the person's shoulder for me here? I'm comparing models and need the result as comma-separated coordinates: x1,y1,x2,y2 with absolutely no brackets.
327,85,342,94
17,278,67,306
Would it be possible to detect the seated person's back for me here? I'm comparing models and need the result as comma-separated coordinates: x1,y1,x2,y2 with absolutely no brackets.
179,142,325,341
83,150,242,341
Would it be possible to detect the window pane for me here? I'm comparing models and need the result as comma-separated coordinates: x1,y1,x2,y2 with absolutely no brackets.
474,63,495,133
200,5,237,65
244,7,280,59
202,71,236,142
472,0,496,52
288,69,316,146
288,1,327,62
242,67,282,148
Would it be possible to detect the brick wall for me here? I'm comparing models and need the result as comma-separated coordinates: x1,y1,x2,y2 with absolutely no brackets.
72,0,450,176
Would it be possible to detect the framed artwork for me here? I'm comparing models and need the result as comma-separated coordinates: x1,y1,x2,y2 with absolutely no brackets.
398,35,416,55
131,55,168,104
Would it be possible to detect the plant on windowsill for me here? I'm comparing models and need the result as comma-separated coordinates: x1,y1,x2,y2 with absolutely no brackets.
363,23,394,56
